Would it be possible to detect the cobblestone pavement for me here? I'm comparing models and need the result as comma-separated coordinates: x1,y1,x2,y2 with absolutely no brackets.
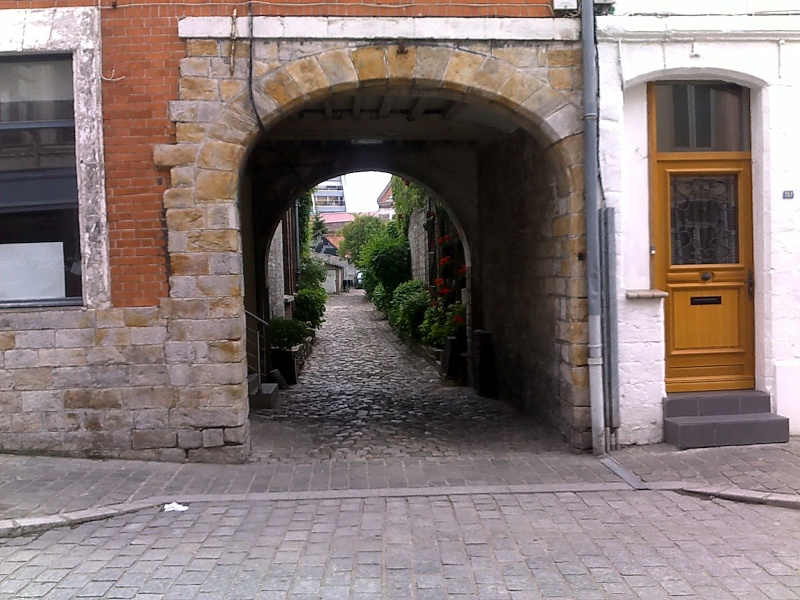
251,291,568,461
613,440,800,495
3,490,800,600
2,292,800,525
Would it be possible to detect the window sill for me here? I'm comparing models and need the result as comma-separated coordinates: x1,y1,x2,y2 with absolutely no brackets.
0,298,84,311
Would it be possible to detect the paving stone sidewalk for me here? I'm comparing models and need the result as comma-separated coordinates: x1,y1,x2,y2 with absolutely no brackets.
3,490,800,600
612,440,800,495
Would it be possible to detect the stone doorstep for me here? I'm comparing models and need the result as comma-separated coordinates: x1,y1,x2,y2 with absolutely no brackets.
249,382,279,410
664,413,790,450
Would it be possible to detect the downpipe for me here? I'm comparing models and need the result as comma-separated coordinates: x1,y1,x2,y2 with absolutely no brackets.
581,0,606,456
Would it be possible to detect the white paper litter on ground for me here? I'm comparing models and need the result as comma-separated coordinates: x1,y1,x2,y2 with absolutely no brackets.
163,502,189,512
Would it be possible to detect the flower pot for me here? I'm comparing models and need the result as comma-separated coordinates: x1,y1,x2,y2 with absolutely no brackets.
442,335,466,378
271,348,298,384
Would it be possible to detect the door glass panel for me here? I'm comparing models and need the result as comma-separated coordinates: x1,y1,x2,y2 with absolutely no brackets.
670,174,739,265
655,83,750,152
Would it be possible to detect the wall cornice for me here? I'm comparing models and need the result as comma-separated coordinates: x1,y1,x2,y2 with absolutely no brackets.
597,15,800,43
178,16,580,42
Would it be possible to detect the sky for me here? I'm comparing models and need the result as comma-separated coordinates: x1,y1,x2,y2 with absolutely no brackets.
342,171,392,213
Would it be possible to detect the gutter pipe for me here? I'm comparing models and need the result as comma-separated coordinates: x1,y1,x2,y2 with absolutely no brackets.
581,0,606,455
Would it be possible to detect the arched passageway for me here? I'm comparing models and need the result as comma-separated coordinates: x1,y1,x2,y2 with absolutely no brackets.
238,85,586,446
156,41,589,457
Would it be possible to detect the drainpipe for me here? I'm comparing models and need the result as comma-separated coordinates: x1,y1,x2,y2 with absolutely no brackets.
581,0,606,455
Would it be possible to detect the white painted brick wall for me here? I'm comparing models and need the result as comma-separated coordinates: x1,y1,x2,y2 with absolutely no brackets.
599,10,800,440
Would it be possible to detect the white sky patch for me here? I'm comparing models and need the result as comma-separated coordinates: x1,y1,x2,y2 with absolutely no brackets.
342,171,392,213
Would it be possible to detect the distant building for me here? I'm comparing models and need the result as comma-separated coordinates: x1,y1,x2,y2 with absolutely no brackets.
375,182,395,220
313,177,346,213
319,211,356,233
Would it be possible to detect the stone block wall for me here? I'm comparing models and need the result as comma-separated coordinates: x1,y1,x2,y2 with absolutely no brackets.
267,222,286,319
0,305,249,462
408,207,431,285
477,130,589,449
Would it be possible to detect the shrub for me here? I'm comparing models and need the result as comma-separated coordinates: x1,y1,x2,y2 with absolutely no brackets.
268,317,310,350
294,287,327,328
298,257,327,291
419,301,466,348
388,280,430,340
358,234,411,298
370,283,391,313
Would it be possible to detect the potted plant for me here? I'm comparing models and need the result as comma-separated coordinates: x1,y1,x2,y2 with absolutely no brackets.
269,317,312,385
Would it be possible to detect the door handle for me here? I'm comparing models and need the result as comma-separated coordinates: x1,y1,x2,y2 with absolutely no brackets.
747,270,754,300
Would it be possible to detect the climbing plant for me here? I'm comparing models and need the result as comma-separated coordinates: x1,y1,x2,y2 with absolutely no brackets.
391,176,427,234
296,189,314,258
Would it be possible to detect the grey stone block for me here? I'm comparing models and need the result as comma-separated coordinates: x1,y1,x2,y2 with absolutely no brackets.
202,428,225,448
223,422,249,445
177,428,203,449
187,444,249,464
132,429,178,450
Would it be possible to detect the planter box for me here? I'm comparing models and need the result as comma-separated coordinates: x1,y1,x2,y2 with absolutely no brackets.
442,335,467,380
270,333,315,385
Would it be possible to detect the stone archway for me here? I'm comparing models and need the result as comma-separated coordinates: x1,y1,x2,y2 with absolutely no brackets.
153,40,589,457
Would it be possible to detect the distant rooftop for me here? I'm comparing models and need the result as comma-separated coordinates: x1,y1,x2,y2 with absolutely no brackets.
320,212,356,224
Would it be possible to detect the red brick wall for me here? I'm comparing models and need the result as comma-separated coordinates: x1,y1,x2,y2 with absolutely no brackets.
1,0,555,307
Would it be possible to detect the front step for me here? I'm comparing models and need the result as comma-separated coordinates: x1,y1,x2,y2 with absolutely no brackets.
249,382,279,410
664,391,789,449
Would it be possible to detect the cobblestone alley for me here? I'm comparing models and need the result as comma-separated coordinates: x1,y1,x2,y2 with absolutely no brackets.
250,291,565,462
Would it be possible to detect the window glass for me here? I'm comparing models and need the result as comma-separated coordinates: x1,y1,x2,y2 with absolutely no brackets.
0,56,81,305
655,82,750,152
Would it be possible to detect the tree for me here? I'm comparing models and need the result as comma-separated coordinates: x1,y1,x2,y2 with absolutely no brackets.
339,214,386,265
358,231,411,298
311,212,328,237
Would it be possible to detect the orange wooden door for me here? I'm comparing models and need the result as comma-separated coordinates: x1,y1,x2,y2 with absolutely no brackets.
652,158,755,392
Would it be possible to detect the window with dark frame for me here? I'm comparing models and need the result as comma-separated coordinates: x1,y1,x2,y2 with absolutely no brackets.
0,55,82,306
653,81,751,267
654,82,751,153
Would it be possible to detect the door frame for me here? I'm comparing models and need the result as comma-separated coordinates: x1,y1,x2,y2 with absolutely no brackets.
647,83,755,392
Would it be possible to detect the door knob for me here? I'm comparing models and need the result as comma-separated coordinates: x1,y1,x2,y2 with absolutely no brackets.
701,272,712,281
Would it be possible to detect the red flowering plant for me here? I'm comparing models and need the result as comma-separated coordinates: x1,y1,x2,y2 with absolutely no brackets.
419,301,467,349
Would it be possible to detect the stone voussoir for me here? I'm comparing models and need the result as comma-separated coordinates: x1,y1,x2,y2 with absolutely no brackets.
153,144,198,168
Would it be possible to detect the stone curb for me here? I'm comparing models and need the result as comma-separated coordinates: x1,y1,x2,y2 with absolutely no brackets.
0,482,634,539
7,481,796,539
681,486,800,510
0,502,155,539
